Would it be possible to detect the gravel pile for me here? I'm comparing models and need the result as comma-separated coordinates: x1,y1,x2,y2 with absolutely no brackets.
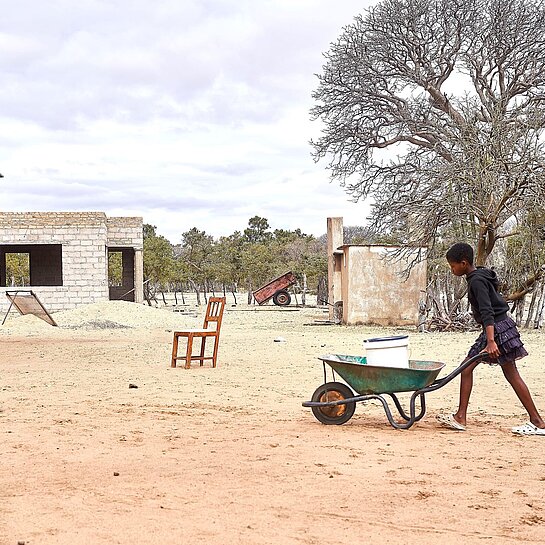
62,319,131,330
1,300,198,333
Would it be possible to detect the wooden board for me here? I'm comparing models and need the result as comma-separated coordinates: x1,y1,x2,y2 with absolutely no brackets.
252,271,297,305
4,290,57,326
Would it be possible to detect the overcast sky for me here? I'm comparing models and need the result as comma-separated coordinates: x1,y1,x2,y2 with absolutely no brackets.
0,0,377,242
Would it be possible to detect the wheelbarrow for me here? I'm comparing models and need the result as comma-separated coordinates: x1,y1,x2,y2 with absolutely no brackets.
302,352,489,429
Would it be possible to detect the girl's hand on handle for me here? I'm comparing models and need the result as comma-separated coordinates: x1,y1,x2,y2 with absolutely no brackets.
485,339,500,359
484,325,500,360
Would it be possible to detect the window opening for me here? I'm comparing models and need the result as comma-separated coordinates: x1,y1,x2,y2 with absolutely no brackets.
108,251,123,287
5,253,30,287
1,244,63,287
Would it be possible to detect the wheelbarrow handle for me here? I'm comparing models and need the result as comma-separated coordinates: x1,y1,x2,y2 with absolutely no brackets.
427,351,490,391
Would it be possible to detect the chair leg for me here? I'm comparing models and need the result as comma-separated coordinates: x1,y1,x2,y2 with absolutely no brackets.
199,337,207,366
212,335,220,368
171,334,179,368
185,334,194,369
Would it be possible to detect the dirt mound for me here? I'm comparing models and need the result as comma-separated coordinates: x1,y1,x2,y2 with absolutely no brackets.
1,300,198,333
54,300,197,329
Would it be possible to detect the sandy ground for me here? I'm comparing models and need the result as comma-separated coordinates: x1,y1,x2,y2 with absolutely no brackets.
1,299,545,545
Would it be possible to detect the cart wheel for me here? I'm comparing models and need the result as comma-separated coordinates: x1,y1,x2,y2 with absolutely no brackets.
273,290,291,306
310,382,356,425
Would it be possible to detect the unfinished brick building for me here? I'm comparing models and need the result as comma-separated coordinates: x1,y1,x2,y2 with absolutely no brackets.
0,212,143,313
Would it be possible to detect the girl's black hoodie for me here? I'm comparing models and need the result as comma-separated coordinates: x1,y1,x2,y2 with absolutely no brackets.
466,267,509,327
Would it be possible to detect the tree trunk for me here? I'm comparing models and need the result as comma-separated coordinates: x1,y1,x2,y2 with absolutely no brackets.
189,279,201,305
417,297,428,332
316,276,327,306
301,273,307,307
515,296,525,327
534,284,545,329
475,222,496,267
524,287,539,329
144,287,152,306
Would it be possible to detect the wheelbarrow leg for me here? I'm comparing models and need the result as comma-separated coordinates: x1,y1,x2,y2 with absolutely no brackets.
383,392,426,426
408,392,427,423
363,395,416,430
385,393,411,421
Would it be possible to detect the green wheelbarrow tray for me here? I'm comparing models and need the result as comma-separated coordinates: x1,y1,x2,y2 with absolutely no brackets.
319,354,446,395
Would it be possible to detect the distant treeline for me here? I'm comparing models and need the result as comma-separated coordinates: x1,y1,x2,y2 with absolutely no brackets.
138,216,327,306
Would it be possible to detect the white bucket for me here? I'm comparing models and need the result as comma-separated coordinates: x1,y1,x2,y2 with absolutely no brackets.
363,335,409,368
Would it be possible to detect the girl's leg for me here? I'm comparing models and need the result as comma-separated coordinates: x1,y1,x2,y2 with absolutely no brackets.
453,359,480,426
501,362,545,428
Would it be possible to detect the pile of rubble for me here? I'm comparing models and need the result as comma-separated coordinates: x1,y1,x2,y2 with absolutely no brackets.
1,300,199,333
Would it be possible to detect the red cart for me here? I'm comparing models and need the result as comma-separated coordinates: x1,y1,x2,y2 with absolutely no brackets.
253,271,297,306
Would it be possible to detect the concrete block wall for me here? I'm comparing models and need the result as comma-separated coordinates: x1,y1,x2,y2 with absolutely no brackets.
0,212,143,313
326,216,427,327
341,245,426,326
106,217,144,303
327,217,343,321
106,217,143,249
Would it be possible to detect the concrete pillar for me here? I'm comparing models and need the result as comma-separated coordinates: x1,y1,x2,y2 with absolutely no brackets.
327,217,344,321
134,249,144,303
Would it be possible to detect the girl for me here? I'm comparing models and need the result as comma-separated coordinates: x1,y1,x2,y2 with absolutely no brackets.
437,242,545,436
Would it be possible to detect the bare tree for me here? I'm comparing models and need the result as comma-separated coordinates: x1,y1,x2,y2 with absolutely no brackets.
311,0,545,272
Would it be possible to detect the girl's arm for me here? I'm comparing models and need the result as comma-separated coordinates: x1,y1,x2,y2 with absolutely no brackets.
485,324,500,358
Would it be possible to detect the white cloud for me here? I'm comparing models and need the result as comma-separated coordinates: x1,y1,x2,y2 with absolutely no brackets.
0,0,377,241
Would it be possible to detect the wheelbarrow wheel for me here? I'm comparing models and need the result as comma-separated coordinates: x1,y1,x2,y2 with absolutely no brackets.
273,290,291,306
310,382,356,425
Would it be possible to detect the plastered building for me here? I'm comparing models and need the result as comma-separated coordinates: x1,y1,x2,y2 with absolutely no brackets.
0,212,144,313
327,217,426,326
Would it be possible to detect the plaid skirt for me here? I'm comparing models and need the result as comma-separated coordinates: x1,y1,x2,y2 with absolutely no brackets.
467,316,528,365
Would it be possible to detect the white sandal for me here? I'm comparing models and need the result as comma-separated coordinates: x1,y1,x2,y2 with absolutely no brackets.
436,413,466,431
511,422,545,436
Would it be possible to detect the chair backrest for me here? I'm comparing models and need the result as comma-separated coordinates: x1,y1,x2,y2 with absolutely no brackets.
203,297,226,332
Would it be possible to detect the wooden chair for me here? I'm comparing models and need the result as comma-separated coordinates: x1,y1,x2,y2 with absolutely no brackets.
171,297,226,369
